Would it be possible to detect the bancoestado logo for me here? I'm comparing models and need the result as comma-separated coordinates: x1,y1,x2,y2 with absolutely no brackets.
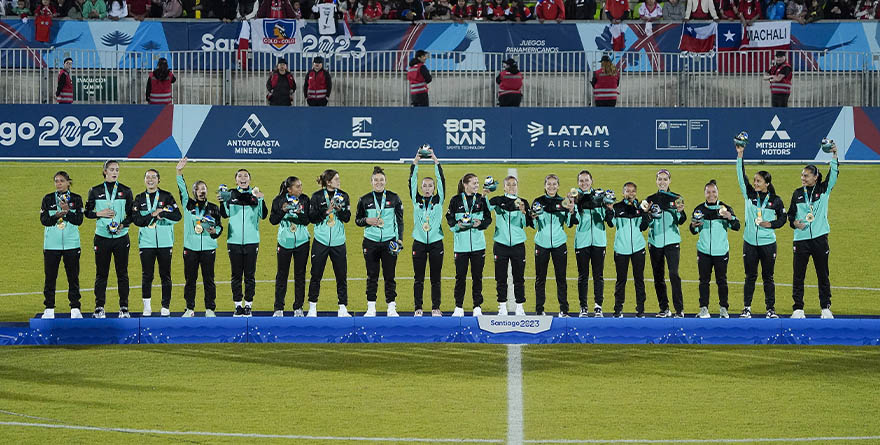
0,116,124,147
756,115,794,156
228,114,280,155
527,121,611,148
444,118,486,150
477,316,553,334
323,117,400,151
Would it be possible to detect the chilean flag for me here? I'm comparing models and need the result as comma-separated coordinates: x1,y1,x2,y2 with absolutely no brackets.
679,22,717,53
237,20,250,70
610,23,626,51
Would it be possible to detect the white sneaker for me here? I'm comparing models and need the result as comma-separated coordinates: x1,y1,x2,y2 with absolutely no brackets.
414,309,423,317
142,298,152,317
41,308,55,319
272,310,284,317
821,308,834,319
514,304,526,316
160,307,171,317
70,308,82,319
497,303,508,316
294,309,304,317
205,309,216,318
719,307,729,319
452,307,465,317
431,309,443,317
387,302,399,317
364,302,377,317
472,307,482,317
182,309,195,318
791,309,806,319
697,307,710,319
307,307,318,317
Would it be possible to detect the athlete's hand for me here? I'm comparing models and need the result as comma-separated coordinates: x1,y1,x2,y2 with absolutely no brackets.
253,188,264,199
735,144,744,155
96,208,115,218
207,226,216,235
759,221,772,228
691,221,703,228
365,217,380,226
176,157,187,173
794,220,807,230
59,200,70,212
675,202,685,212
471,218,482,227
831,142,838,158
151,209,161,217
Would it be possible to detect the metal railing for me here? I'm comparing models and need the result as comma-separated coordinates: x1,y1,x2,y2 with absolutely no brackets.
1,48,877,107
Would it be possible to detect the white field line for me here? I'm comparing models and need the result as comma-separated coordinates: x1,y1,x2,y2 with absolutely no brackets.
507,344,525,445
3,277,879,298
1,420,878,444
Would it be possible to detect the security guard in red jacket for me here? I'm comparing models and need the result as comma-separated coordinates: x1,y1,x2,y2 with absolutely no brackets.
304,56,333,107
591,55,620,107
496,58,523,107
764,51,792,108
407,50,432,107
56,58,74,104
146,58,177,105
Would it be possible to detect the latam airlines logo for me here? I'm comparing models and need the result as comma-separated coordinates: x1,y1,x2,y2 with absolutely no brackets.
352,117,372,137
527,121,610,149
229,114,279,155
756,115,794,156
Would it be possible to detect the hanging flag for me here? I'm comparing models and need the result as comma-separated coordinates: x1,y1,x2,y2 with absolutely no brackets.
250,18,307,53
237,20,250,70
610,23,625,51
317,2,337,35
718,21,791,73
679,22,717,53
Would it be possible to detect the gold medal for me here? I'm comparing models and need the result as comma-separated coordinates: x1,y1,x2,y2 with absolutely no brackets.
756,210,762,218
805,213,815,223
376,218,385,228
514,198,522,208
57,221,66,230
194,223,204,234
289,224,297,233
327,214,336,227
422,222,431,232
754,216,763,226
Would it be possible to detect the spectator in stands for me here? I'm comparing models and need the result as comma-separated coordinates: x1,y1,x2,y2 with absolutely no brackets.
737,0,760,25
108,0,128,19
407,49,431,107
663,0,686,19
82,0,106,18
304,56,332,106
450,0,466,21
854,0,876,18
684,0,717,18
257,0,294,17
805,0,824,21
639,0,663,21
267,59,296,106
146,57,176,104
161,0,183,17
35,0,58,15
356,0,382,21
212,0,238,21
487,0,505,18
566,0,596,19
824,0,853,17
786,0,807,22
537,0,565,21
506,0,530,19
56,57,73,103
765,0,785,17
496,58,523,107
239,0,257,17
66,0,85,17
426,0,451,18
398,0,424,20
718,0,739,19
604,0,629,21
127,0,150,20
468,0,490,18
0,0,5,16
12,0,31,17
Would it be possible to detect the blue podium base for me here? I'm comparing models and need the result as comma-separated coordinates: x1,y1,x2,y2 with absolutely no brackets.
2,315,879,346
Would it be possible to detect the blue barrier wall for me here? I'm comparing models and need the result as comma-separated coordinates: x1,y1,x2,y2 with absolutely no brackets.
2,105,879,162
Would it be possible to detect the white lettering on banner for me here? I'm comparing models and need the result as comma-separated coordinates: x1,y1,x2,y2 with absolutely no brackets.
506,39,560,54
323,138,400,150
756,115,796,156
0,116,123,148
444,118,486,150
201,33,237,51
478,316,553,334
226,114,280,157
743,21,791,48
301,35,367,59
527,120,611,149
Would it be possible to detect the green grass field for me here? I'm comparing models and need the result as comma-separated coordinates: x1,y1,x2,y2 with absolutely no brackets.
3,161,880,321
0,344,879,443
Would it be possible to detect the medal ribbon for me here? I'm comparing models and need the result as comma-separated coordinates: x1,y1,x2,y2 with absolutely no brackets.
756,192,769,217
103,183,118,223
422,194,433,225
373,191,386,220
802,186,815,215
323,189,334,223
461,193,473,215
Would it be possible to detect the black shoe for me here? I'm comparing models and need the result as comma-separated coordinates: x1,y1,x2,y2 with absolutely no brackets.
613,311,623,318
93,307,106,319
243,306,252,317
233,306,245,317
636,312,645,318
673,311,685,318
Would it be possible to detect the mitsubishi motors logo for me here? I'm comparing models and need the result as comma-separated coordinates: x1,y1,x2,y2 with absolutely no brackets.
527,121,544,147
761,115,790,141
756,115,794,156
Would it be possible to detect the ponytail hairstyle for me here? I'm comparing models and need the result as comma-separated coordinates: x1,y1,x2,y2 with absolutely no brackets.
458,173,478,194
192,180,207,196
279,176,299,195
54,171,72,188
704,179,718,191
316,169,338,188
803,164,823,186
756,170,776,196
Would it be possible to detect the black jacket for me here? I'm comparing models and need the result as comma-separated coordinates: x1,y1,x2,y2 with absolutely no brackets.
445,193,492,229
269,193,312,226
40,191,85,227
85,181,135,227
131,189,183,227
308,189,352,224
355,190,405,241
